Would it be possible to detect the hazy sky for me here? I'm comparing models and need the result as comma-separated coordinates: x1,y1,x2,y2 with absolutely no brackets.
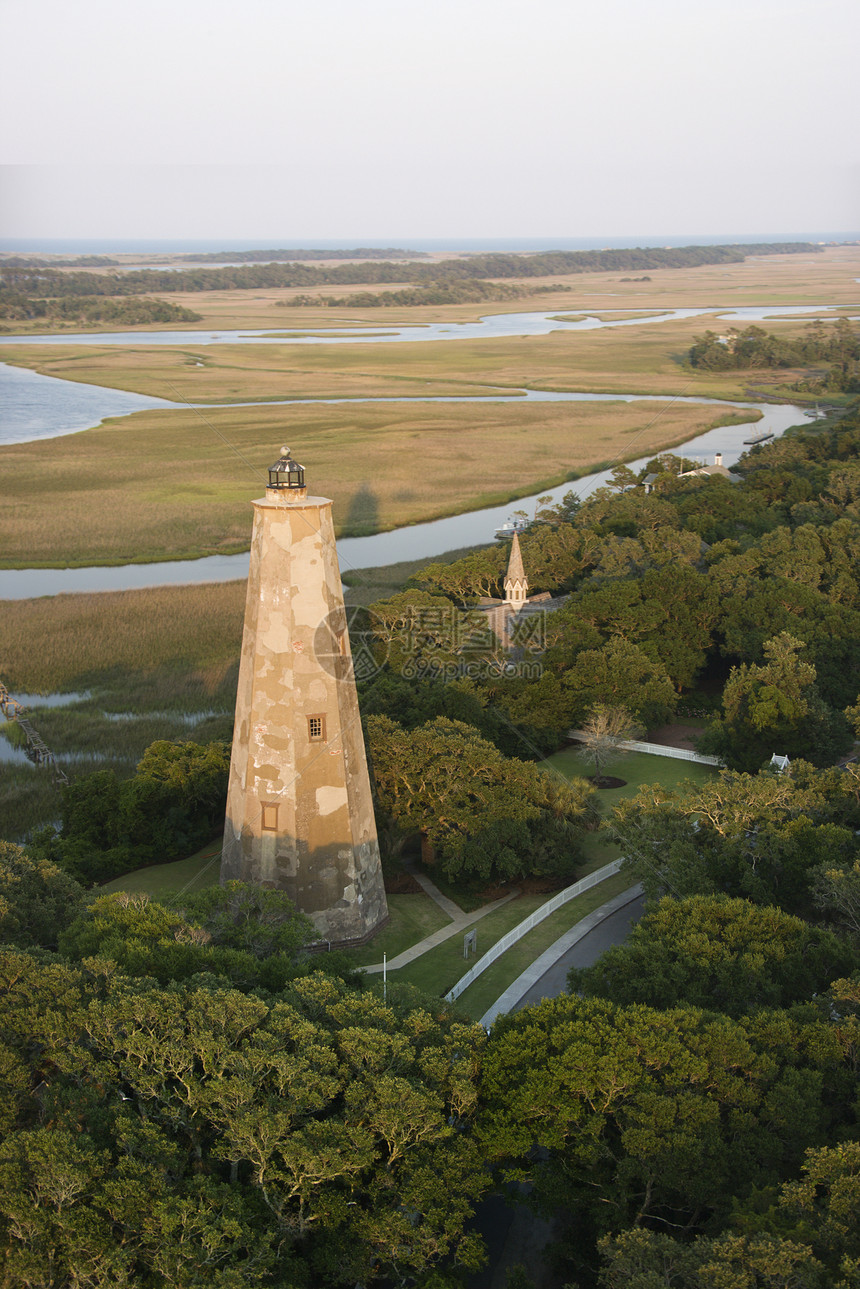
2,0,858,242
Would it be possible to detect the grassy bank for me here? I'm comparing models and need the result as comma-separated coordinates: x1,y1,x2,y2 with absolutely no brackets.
100,842,224,898
0,397,755,567
2,311,834,407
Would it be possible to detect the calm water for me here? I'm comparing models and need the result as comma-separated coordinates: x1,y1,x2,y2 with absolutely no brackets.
0,399,805,598
0,302,832,595
0,304,836,446
0,304,833,354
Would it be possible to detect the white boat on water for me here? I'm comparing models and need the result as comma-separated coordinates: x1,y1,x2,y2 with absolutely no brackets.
494,516,529,538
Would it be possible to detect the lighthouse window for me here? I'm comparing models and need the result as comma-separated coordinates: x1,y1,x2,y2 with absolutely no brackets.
261,803,279,831
307,714,326,742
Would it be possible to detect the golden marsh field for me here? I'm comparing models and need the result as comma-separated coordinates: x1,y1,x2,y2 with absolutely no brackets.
3,246,858,567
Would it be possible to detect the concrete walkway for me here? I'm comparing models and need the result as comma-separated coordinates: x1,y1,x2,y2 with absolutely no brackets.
362,860,519,974
401,856,468,921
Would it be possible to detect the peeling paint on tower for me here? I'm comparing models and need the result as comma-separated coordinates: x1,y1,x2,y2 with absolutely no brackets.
221,448,389,944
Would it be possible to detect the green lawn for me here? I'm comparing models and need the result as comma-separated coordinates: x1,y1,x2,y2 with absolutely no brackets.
344,895,452,965
545,745,717,801
387,891,566,996
100,843,223,899
542,744,716,874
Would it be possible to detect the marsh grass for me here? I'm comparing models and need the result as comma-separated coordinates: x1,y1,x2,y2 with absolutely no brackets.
0,755,125,843
1,582,245,697
7,247,855,569
0,582,244,842
8,705,230,759
0,398,755,566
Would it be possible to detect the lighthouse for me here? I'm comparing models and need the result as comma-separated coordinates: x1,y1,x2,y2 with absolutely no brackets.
221,447,388,944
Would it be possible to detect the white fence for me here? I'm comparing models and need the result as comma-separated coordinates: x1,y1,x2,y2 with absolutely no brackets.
616,738,721,766
568,731,722,767
444,859,623,1004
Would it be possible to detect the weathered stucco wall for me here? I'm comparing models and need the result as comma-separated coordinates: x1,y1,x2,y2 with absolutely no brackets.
221,487,388,943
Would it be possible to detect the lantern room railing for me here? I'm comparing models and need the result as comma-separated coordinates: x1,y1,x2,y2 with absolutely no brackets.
268,447,306,490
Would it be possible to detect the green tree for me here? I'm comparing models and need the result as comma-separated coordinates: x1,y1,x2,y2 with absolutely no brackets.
178,881,314,959
366,715,594,882
36,740,231,886
0,952,488,1287
812,859,860,944
701,633,851,771
597,1228,827,1289
478,995,851,1283
57,889,324,991
612,768,854,914
563,637,677,729
0,842,84,949
568,895,854,1016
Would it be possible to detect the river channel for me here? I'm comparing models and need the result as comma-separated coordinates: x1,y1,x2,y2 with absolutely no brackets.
0,304,828,597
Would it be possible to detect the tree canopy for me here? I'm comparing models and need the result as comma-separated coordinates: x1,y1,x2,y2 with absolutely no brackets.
366,715,595,883
568,894,854,1016
0,951,488,1287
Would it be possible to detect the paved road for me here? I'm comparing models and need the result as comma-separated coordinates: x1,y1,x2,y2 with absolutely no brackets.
468,892,645,1289
514,894,645,1011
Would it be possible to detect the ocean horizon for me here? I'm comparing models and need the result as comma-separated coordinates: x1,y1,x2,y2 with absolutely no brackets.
1,233,858,256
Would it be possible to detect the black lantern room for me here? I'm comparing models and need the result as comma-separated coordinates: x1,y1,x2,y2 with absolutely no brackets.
268,446,306,491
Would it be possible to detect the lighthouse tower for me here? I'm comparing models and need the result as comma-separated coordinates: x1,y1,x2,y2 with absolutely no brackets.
221,448,388,944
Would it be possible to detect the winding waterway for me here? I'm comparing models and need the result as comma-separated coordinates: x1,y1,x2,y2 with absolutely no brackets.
0,303,831,596
0,303,833,446
0,303,831,354
0,399,804,599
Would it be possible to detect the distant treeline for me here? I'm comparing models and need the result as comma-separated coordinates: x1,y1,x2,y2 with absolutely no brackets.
689,319,860,393
0,291,202,325
278,279,572,308
176,246,428,263
0,255,119,268
0,242,820,300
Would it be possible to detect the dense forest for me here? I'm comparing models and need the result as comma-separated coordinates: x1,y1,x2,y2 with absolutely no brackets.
0,291,202,324
279,278,572,308
0,241,818,302
2,405,859,1286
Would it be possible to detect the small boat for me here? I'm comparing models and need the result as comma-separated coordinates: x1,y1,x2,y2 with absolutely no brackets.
494,516,528,538
743,430,775,446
